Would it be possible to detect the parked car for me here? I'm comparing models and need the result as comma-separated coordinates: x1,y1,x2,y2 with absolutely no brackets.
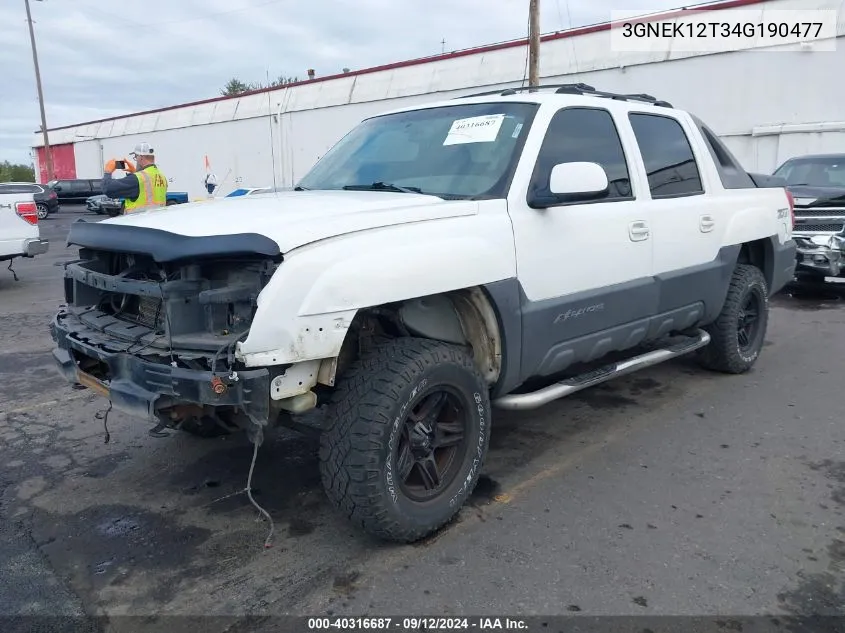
0,182,59,219
224,186,284,197
47,178,103,204
772,153,845,281
0,187,49,272
50,83,796,543
85,191,190,216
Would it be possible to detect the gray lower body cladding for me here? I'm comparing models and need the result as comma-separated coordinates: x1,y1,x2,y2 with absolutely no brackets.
51,309,271,424
484,237,796,397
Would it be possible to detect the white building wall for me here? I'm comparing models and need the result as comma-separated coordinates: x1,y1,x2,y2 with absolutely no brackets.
73,140,102,179
35,0,845,197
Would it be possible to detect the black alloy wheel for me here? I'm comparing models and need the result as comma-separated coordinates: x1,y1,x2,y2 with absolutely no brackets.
395,387,469,503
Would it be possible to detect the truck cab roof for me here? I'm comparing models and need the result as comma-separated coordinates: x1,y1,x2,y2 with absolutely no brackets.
372,83,678,119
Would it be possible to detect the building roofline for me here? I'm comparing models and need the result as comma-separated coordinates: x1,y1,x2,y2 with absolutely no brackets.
41,0,767,134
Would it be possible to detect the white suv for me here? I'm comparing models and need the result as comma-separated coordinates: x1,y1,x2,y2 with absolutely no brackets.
51,84,796,542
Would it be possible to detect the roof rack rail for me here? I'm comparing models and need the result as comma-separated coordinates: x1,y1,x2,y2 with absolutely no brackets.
454,83,673,108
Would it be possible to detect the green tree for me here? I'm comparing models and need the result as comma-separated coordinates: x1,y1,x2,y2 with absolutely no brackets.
269,75,298,87
220,75,299,96
0,160,35,182
220,78,254,96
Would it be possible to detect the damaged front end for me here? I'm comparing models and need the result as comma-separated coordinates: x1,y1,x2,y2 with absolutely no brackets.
793,234,845,279
791,192,845,280
50,222,285,436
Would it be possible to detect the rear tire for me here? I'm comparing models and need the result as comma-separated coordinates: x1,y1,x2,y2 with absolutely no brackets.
319,337,491,543
697,264,769,374
36,204,49,220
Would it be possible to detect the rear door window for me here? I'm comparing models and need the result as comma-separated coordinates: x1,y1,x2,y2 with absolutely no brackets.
629,113,704,198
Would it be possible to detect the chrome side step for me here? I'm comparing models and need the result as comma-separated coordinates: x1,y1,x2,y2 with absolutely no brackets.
493,329,711,411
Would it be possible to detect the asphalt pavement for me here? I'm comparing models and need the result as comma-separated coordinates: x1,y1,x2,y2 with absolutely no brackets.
1,207,844,629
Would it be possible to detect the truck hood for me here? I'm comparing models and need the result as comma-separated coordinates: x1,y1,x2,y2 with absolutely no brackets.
786,184,845,206
98,190,478,253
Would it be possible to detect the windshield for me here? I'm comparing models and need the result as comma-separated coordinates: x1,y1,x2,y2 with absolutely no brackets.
296,102,539,199
774,156,845,188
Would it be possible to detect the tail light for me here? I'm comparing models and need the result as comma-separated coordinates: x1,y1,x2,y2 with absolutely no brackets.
785,190,795,229
15,201,38,225
49,191,57,199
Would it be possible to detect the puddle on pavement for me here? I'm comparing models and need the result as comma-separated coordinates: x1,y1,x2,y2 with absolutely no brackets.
29,502,212,604
172,429,323,519
774,282,845,311
572,385,639,409
776,459,845,620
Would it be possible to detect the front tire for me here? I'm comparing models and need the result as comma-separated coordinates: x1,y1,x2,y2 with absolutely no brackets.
319,337,491,543
697,264,769,374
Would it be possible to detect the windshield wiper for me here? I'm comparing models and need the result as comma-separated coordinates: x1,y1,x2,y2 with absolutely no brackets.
342,182,423,194
294,185,309,191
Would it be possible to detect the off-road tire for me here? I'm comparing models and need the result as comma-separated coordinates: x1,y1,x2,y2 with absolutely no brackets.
697,264,769,374
319,337,491,543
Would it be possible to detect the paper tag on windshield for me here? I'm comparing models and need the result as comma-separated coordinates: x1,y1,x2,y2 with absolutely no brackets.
443,114,505,145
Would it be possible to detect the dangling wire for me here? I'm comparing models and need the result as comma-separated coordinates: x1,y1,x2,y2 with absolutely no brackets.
246,430,275,549
95,401,113,444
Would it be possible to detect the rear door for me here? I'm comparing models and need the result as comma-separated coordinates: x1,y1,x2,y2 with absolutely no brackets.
624,110,729,320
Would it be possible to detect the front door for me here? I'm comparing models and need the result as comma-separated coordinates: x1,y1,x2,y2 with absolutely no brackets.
507,105,655,380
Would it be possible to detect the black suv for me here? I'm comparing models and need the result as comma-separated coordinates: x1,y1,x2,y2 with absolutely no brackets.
47,179,103,204
0,182,59,219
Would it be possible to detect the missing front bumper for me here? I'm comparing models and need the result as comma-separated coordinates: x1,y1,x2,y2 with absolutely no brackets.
50,311,271,425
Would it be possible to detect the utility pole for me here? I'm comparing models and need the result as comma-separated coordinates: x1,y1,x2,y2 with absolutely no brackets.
528,0,540,88
24,0,53,182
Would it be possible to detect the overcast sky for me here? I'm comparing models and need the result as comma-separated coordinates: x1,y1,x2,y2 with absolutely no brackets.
1,0,685,165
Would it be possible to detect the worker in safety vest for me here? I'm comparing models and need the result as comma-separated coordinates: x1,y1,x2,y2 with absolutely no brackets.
101,142,168,214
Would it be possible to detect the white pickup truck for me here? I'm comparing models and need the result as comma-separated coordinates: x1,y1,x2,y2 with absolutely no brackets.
0,189,49,276
51,84,796,542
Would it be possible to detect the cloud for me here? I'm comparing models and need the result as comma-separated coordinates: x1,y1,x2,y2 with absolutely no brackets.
0,0,683,164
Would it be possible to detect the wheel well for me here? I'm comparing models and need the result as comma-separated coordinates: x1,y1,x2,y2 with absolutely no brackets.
318,288,504,388
738,239,775,290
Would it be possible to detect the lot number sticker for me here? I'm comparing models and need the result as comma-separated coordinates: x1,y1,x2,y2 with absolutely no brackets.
443,114,505,145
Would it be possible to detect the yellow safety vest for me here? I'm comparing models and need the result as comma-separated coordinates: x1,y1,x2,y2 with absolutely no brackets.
124,165,168,213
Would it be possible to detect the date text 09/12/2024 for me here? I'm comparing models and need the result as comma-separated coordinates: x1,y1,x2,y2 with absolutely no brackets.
307,617,528,630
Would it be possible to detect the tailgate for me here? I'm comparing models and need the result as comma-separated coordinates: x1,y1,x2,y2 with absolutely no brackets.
0,193,40,257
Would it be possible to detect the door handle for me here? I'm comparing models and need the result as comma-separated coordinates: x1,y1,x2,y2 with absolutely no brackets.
629,220,650,241
700,215,715,233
